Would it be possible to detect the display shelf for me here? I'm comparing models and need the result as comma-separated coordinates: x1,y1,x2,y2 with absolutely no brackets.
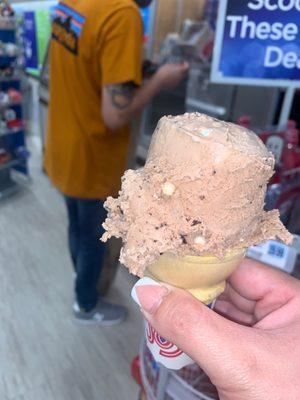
0,126,24,137
0,178,18,198
0,74,21,81
0,26,16,31
0,100,21,109
0,51,21,58
0,156,23,171
139,341,218,400
0,2,29,199
0,17,17,31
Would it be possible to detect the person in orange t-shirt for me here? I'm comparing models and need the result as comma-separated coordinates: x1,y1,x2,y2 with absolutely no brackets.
45,0,188,324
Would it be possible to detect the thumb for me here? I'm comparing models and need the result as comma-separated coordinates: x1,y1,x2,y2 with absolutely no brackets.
133,278,258,387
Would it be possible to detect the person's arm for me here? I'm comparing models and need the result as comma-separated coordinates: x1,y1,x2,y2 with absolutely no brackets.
133,260,300,400
102,62,189,130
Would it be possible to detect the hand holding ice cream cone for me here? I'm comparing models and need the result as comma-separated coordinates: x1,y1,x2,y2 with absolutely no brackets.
133,260,300,399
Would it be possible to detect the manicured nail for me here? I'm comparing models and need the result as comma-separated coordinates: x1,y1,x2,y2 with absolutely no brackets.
131,277,170,314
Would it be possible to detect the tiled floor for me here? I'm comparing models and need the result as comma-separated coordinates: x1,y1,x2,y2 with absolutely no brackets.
0,136,142,400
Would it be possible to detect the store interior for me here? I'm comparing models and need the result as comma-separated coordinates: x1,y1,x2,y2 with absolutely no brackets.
0,0,300,399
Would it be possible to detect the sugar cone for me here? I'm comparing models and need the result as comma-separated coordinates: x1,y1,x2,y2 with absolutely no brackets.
144,249,245,304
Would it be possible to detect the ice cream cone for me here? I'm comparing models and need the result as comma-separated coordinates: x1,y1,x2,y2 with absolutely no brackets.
134,249,245,370
144,249,246,304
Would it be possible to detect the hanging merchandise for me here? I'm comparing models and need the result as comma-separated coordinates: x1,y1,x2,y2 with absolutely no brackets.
235,116,300,267
132,341,219,400
0,0,14,18
0,0,29,199
203,0,219,30
12,1,57,76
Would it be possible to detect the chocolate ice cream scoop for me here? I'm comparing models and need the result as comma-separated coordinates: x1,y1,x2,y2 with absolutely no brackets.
102,113,292,277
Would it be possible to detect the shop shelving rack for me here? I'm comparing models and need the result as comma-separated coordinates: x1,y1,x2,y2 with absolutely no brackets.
0,11,29,199
135,341,218,400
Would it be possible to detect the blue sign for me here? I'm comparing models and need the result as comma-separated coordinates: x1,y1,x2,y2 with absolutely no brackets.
13,1,57,74
211,0,300,87
140,6,151,38
23,11,38,70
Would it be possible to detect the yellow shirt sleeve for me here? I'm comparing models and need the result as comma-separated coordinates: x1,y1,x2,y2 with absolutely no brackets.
100,6,143,87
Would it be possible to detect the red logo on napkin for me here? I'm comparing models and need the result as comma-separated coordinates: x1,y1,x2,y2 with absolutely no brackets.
146,322,183,358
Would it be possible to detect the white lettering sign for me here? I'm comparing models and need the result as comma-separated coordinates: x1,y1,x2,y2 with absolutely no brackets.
225,16,298,41
248,0,300,11
211,0,300,87
265,46,300,69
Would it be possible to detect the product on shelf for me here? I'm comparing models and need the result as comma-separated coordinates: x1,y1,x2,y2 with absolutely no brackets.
2,106,22,130
6,118,22,130
238,116,300,184
0,89,22,108
135,341,220,400
7,88,21,103
237,117,300,226
0,90,9,105
0,119,6,133
0,1,29,190
3,107,16,120
0,0,14,17
15,145,29,160
0,65,14,77
5,42,18,56
0,147,10,164
0,41,18,56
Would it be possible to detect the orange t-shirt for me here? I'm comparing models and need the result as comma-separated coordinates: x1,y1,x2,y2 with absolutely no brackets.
44,0,143,199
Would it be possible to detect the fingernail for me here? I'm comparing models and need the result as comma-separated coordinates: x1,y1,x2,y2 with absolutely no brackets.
131,277,170,314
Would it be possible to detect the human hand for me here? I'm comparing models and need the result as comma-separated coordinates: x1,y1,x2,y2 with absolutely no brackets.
153,61,189,91
135,259,300,400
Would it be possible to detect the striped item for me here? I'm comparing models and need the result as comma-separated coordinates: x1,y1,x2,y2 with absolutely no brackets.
54,2,86,37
